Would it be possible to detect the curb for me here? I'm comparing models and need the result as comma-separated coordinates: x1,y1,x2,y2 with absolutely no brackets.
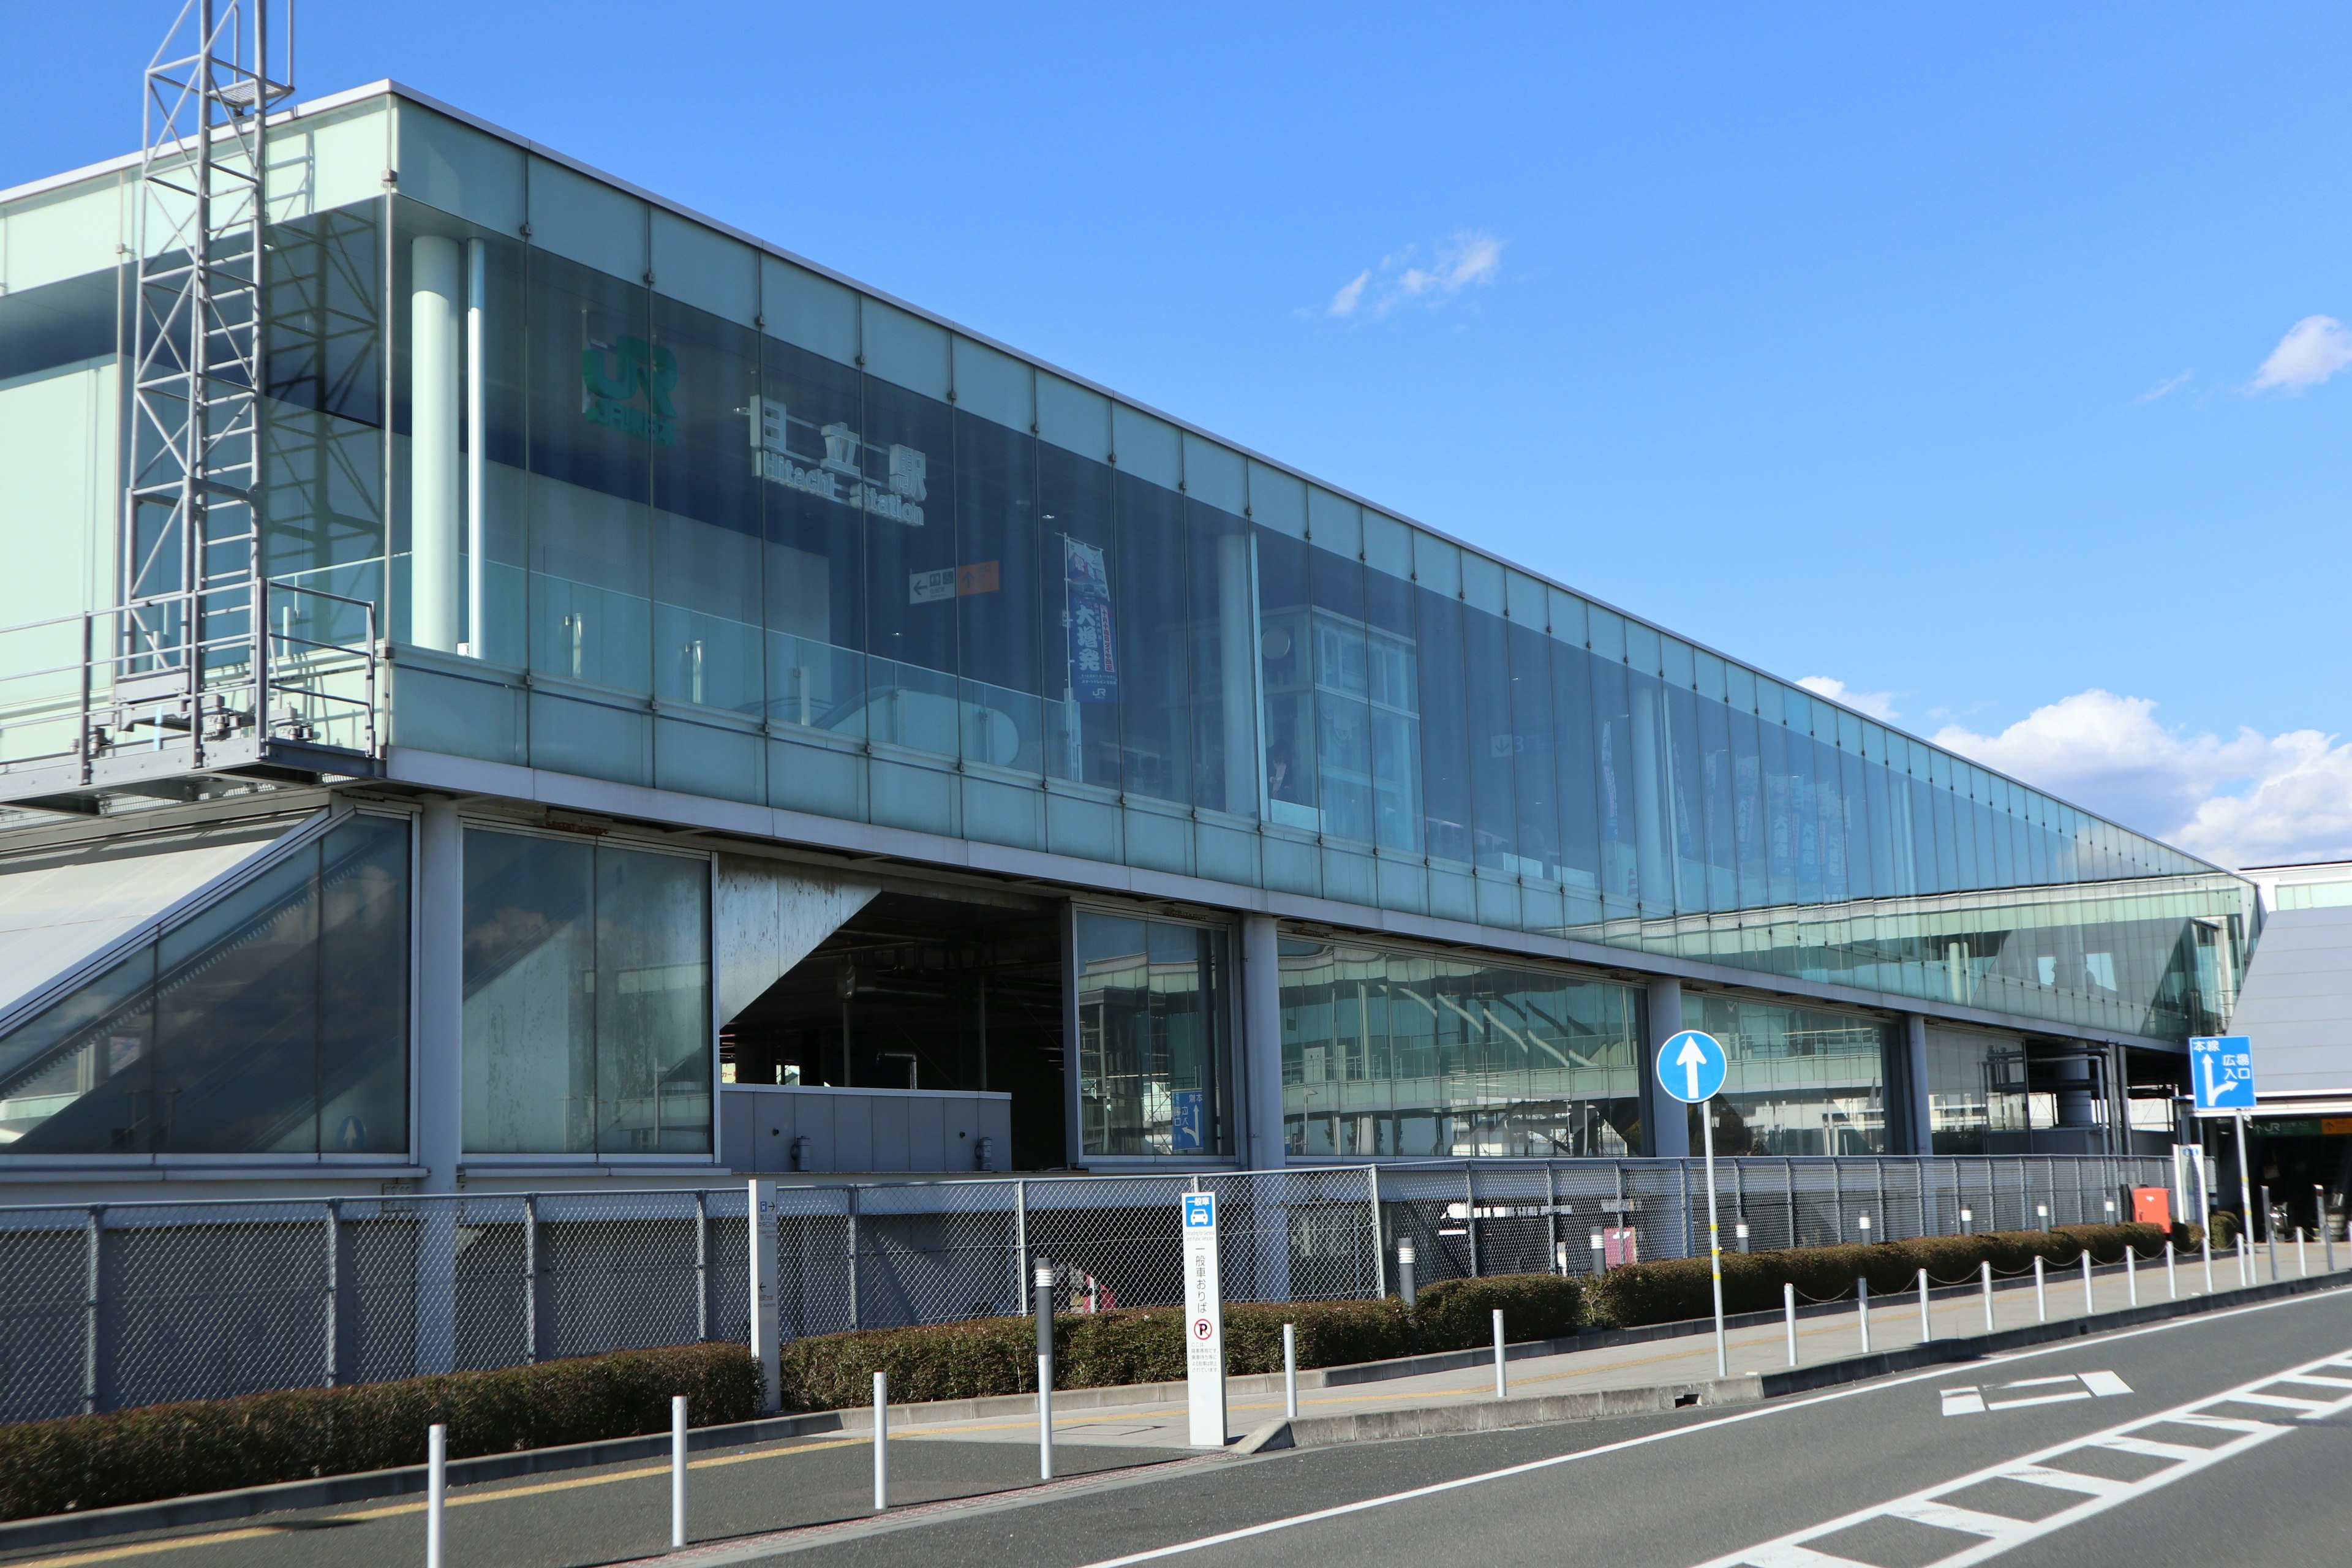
1240,1374,1763,1452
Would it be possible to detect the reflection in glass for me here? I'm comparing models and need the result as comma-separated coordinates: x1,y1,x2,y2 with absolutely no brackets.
1686,992,1890,1156
1076,914,1231,1156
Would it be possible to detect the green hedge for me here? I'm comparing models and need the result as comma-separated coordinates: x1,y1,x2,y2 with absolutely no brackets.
1584,1223,2176,1329
776,1275,1583,1411
0,1341,758,1525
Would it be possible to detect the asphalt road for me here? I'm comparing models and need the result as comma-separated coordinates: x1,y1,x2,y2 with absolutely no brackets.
11,1287,2349,1568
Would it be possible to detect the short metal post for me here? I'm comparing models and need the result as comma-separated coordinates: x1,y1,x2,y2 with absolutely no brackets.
1590,1228,1605,1276
2080,1248,2094,1316
2268,1226,2279,1281
2322,1184,2337,1273
670,1395,688,1547
426,1423,447,1568
1735,1221,1749,1253
2201,1231,2214,1294
871,1371,888,1512
1959,1205,1972,1236
2036,1203,2048,1231
1856,1278,1871,1354
1783,1283,1797,1366
1554,1240,1569,1276
1035,1262,1055,1480
1980,1260,1994,1332
2033,1255,2046,1321
1283,1323,1298,1419
2165,1240,2177,1299
1398,1239,1417,1307
1917,1268,1931,1342
2124,1239,2137,1306
2296,1227,2309,1277
1492,1309,1507,1399
2239,1235,2252,1288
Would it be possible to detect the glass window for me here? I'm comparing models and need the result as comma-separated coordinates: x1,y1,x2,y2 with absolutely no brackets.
0,816,410,1157
1187,500,1258,817
650,290,763,714
1115,475,1192,805
1039,443,1120,790
1363,564,1423,854
760,336,866,737
860,374,960,758
1463,606,1519,873
462,829,710,1156
1075,913,1232,1156
1310,539,1375,844
1507,621,1562,883
1550,639,1601,918
954,410,1043,772
1415,589,1474,867
1257,529,1316,828
1686,992,1889,1156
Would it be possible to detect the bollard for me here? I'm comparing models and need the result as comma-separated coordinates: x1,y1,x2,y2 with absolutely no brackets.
2124,1241,2137,1307
1589,1229,1605,1277
1736,1221,1751,1254
2296,1227,2309,1278
2080,1248,2094,1316
1553,1239,1569,1276
2036,1203,2049,1231
2239,1235,2252,1289
1916,1268,1931,1343
1980,1260,1994,1332
1399,1240,1419,1306
1283,1323,1298,1419
426,1423,447,1568
1783,1282,1797,1367
2034,1256,2046,1322
1036,1261,1056,1481
1959,1205,1973,1236
1856,1278,1871,1354
2201,1231,2214,1295
2164,1240,2176,1299
872,1371,888,1512
1492,1309,1507,1400
2269,1229,2279,1282
670,1395,688,1548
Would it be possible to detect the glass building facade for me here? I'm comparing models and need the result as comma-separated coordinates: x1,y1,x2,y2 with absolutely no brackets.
0,88,2262,1179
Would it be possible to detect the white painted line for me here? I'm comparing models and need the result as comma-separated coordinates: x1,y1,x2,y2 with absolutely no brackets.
1065,1287,2352,1568
1941,1389,1986,1417
2076,1371,2132,1398
1995,1464,2127,1498
1981,1392,2091,1412
1886,1499,2029,1539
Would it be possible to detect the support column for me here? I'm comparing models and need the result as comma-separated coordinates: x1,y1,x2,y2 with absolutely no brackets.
410,235,463,652
414,799,464,1374
1900,1014,1933,1156
1643,976,1690,1159
1242,915,1286,1170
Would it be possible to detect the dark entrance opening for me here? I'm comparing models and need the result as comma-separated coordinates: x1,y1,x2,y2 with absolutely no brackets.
720,891,1067,1169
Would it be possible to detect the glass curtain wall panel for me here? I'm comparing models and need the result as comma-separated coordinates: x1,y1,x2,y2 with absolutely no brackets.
1683,991,1890,1156
1277,937,1642,1159
1923,1023,2013,1155
0,816,411,1156
461,827,711,1155
1074,913,1233,1157
371,182,2254,1045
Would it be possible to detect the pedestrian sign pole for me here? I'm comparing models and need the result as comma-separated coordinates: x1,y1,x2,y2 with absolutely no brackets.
1181,1192,1226,1447
1658,1030,1730,1376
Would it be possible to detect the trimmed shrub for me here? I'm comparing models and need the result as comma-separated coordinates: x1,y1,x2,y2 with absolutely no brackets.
1414,1273,1585,1349
1584,1223,2170,1329
0,1341,758,1524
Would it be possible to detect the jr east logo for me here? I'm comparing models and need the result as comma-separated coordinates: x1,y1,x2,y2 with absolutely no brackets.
581,334,679,445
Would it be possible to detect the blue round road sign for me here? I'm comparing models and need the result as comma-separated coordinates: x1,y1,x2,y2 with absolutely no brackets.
1657,1030,1727,1104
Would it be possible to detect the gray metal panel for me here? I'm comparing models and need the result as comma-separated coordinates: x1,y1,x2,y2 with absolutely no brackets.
2230,905,2352,1093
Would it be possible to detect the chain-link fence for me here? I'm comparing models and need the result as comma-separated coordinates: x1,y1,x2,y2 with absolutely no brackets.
0,1154,2168,1423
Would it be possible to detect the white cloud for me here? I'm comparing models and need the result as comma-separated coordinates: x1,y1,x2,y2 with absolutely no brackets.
1932,689,2352,869
1796,675,1898,723
1327,270,1371,317
2135,369,2192,403
1325,230,1506,319
2249,314,2352,394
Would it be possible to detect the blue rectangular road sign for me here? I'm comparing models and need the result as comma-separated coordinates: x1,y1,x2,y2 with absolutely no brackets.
2188,1035,2256,1112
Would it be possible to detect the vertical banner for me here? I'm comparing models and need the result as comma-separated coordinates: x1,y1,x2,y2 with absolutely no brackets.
1064,537,1119,703
748,1179,782,1411
1181,1191,1226,1447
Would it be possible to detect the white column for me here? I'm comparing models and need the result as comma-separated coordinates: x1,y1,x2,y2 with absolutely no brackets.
1242,914,1286,1170
464,238,487,657
413,799,464,1374
410,236,464,653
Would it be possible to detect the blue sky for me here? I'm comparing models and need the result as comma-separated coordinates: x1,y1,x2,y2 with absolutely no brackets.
11,3,2349,866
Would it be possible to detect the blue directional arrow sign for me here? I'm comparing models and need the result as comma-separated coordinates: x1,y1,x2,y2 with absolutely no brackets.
1657,1029,1728,1105
2188,1035,2256,1113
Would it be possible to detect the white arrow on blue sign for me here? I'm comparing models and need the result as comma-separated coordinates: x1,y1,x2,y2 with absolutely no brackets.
1657,1029,1728,1104
2187,1035,2256,1112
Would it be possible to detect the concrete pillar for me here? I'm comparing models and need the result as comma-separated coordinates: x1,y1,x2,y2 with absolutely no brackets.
410,236,463,652
1643,976,1690,1159
413,799,464,1374
1901,1014,1933,1156
1241,914,1286,1170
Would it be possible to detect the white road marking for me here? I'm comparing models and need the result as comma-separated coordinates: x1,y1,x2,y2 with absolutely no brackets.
1939,1371,2132,1415
1698,1346,2352,1568
1063,1289,2348,1568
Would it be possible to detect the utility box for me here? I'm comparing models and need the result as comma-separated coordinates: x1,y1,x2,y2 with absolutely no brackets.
2132,1187,2173,1227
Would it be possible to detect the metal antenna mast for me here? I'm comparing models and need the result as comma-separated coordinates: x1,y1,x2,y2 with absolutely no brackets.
124,0,294,761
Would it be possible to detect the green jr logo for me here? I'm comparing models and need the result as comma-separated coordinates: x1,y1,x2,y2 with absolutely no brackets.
581,334,678,445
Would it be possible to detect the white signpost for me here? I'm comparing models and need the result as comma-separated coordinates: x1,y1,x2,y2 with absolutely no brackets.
1182,1191,1226,1447
1658,1030,1730,1377
748,1178,783,1412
